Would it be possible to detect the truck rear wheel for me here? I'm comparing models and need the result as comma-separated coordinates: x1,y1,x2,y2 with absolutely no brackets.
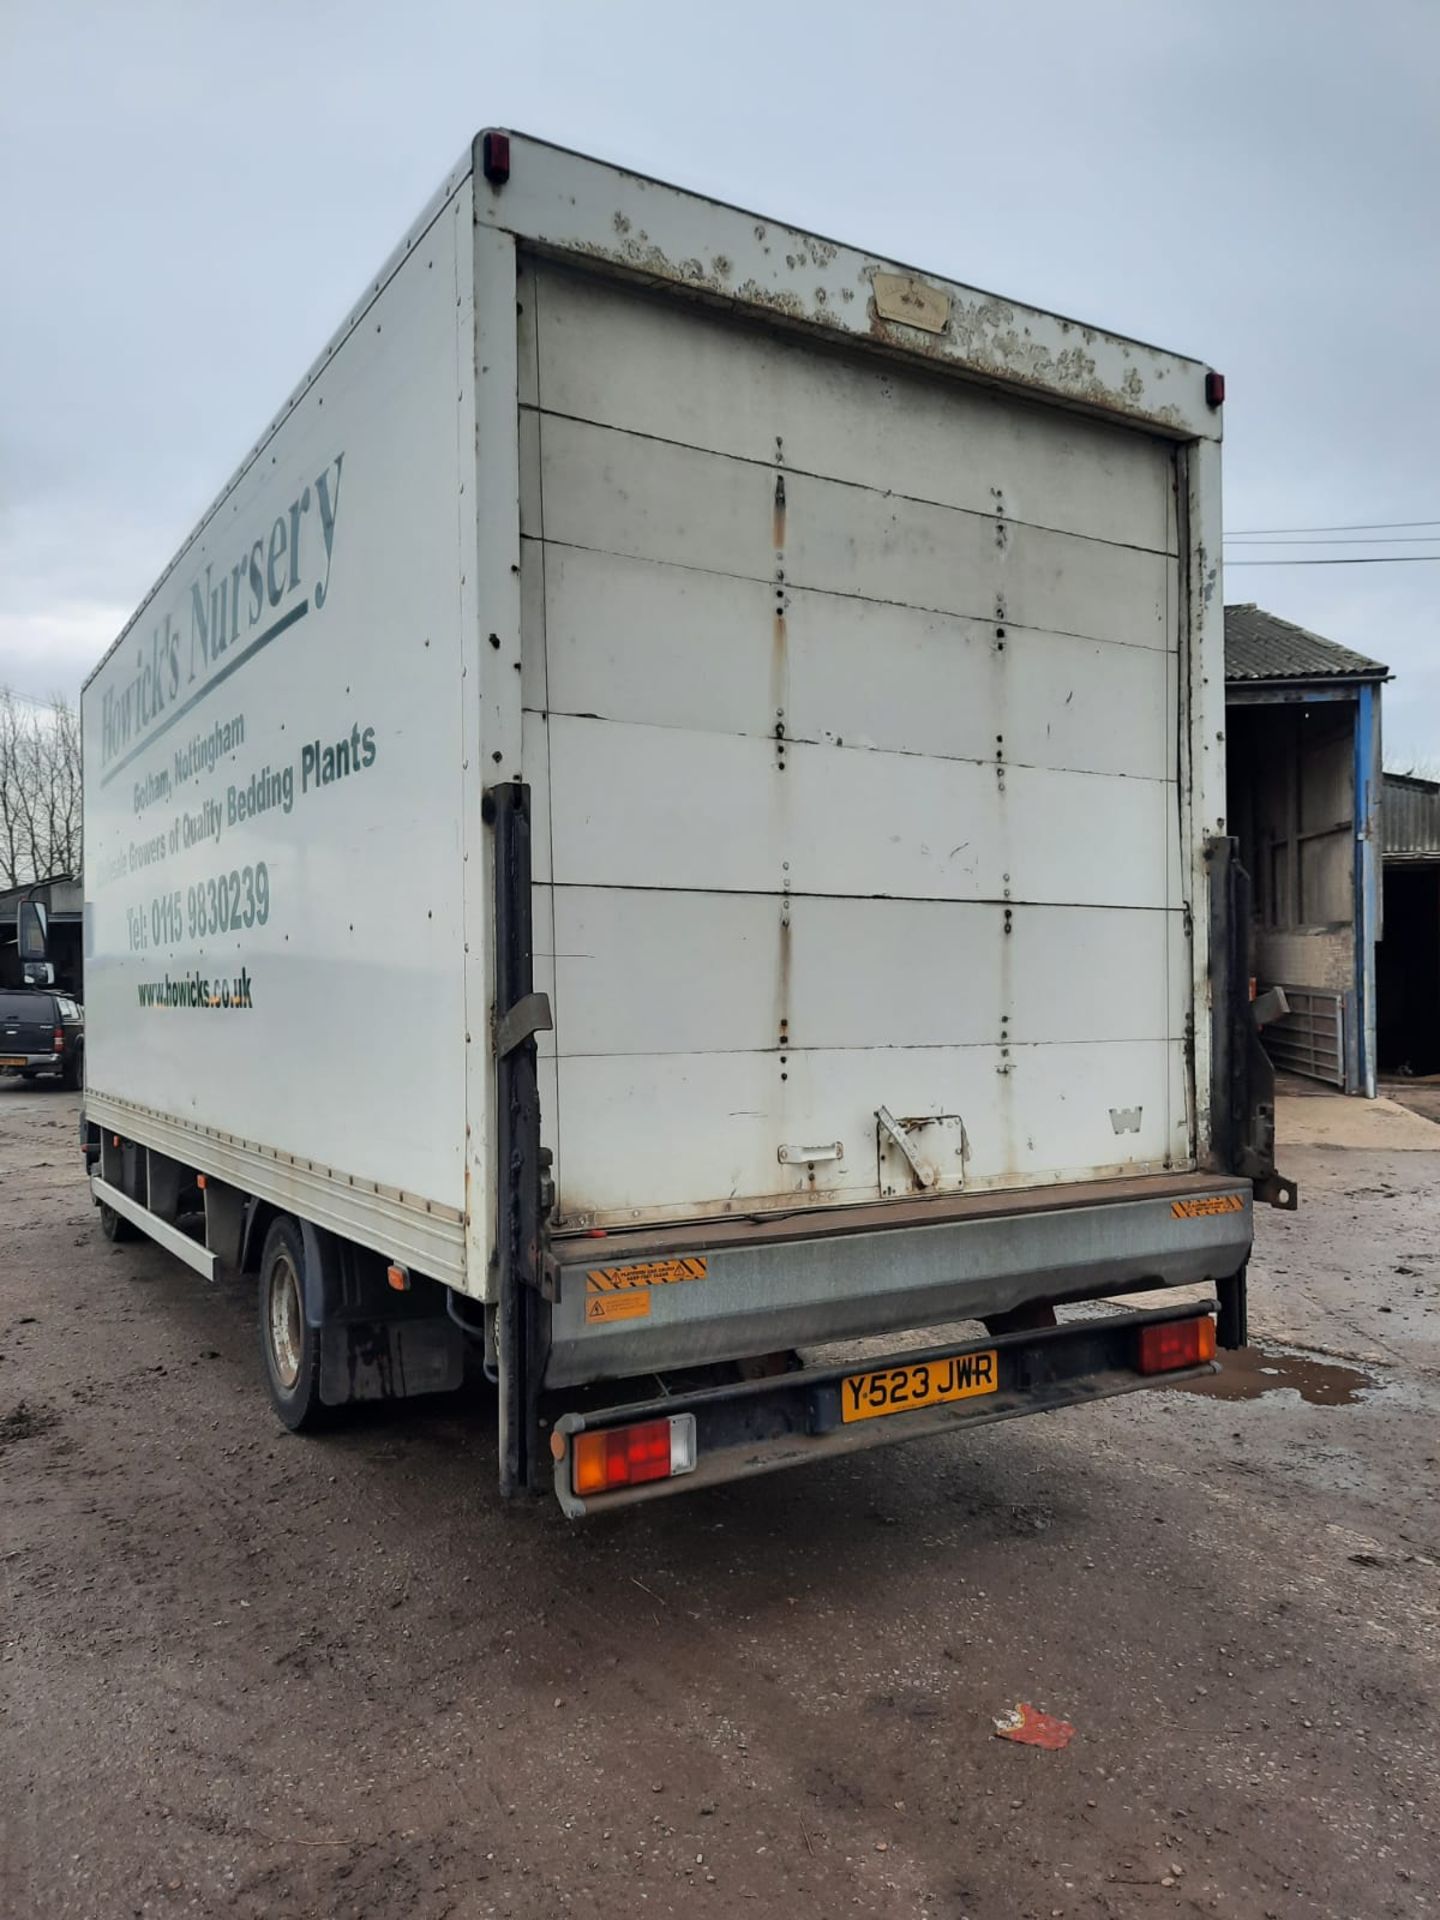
258,1217,326,1431
98,1199,140,1243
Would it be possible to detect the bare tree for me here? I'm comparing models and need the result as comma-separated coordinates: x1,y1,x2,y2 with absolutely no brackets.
0,690,83,888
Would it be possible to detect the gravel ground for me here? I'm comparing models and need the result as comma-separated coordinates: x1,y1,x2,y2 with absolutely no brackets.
2,1081,1438,1920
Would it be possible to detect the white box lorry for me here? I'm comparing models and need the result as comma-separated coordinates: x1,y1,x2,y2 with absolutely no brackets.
78,130,1290,1513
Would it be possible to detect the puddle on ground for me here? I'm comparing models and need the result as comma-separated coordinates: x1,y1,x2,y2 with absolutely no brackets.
1176,1343,1375,1407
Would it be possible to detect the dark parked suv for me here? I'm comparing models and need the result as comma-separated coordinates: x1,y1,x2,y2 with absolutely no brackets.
0,989,84,1090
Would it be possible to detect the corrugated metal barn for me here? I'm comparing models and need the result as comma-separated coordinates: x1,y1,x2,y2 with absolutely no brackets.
1224,605,1387,1096
1378,772,1440,1077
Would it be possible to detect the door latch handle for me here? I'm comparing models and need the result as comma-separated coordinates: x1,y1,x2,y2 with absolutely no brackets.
876,1105,937,1189
777,1141,843,1165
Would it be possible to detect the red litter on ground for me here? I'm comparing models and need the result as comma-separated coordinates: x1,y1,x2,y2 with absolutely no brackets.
993,1702,1075,1749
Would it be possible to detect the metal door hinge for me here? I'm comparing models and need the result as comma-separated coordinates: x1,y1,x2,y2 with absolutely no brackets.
495,991,552,1058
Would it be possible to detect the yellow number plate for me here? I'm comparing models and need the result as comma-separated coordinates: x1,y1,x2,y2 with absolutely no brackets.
841,1350,999,1423
0,1057,25,1068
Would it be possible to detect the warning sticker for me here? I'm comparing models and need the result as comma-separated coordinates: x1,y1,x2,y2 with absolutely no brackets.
585,1256,708,1293
584,1291,651,1325
1171,1193,1246,1219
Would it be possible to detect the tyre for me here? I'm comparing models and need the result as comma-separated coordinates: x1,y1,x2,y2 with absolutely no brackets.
257,1216,327,1431
61,1049,82,1092
98,1199,140,1243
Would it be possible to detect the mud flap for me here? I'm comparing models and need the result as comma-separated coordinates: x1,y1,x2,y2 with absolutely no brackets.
319,1318,464,1405
297,1219,464,1406
1216,1265,1248,1350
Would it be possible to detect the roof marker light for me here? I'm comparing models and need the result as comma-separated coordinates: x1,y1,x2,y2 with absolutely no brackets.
482,131,511,187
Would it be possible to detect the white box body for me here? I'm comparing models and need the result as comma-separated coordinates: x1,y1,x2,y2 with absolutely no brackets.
83,135,1226,1305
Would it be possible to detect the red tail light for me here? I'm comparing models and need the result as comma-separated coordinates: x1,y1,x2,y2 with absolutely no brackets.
53,1028,64,1052
1138,1316,1216,1375
571,1415,698,1496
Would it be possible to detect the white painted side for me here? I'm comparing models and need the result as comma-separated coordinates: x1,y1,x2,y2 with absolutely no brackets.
545,718,1175,909
542,547,1174,781
529,268,1180,552
466,219,525,1294
535,414,1171,653
523,263,1192,1226
552,893,1176,1055
83,1090,467,1284
554,1042,1187,1226
82,183,476,1247
1183,436,1226,1160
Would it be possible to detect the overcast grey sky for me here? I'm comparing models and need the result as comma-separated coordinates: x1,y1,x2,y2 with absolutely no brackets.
3,1,1436,757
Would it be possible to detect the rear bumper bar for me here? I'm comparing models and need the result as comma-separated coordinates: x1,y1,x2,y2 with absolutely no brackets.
545,1176,1251,1388
551,1301,1216,1516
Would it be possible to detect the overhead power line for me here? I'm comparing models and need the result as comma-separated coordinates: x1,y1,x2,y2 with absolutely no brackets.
1225,517,1440,535
1225,535,1440,547
1226,554,1440,567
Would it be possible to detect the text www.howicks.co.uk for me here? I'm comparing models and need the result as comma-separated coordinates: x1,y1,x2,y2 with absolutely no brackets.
137,969,255,1011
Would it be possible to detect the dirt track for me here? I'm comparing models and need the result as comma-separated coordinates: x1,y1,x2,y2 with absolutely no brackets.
3,1081,1439,1919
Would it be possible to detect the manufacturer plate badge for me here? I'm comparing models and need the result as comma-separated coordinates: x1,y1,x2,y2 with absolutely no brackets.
872,271,951,336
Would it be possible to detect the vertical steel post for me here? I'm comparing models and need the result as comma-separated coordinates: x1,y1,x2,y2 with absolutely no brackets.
490,781,549,1496
1353,682,1380,1098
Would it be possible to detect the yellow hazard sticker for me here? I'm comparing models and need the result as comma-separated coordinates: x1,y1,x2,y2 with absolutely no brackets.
584,1291,651,1324
585,1256,708,1293
1171,1193,1246,1219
